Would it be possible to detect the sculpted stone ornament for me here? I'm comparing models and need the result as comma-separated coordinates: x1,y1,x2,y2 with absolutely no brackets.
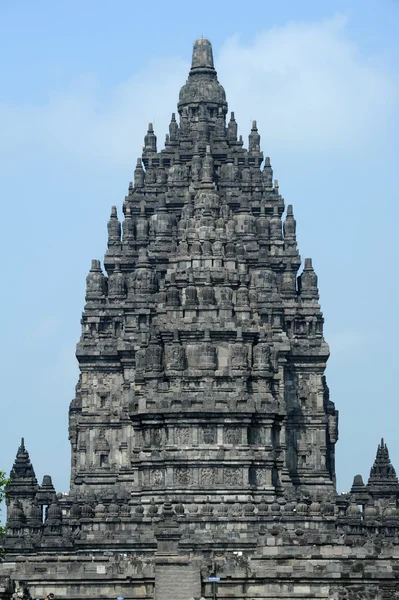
200,467,215,486
219,283,233,306
185,272,198,306
257,205,270,240
165,332,185,371
299,258,319,299
269,205,282,241
85,259,106,301
108,262,125,298
107,206,121,246
202,239,212,256
150,196,177,239
280,262,297,296
168,153,187,185
202,426,217,444
122,204,135,245
166,273,180,306
157,280,167,306
175,468,191,486
134,158,145,188
177,428,190,445
252,331,272,371
198,328,217,369
214,108,226,138
168,112,178,141
133,250,156,294
145,159,156,185
157,159,167,186
151,427,163,447
224,468,242,487
145,335,163,372
236,280,249,307
212,239,224,256
201,275,216,305
178,239,189,255
224,427,241,445
226,217,236,238
230,328,248,370
135,343,147,372
283,204,296,239
254,468,265,486
152,469,164,486
220,197,232,220
191,145,202,182
262,156,273,187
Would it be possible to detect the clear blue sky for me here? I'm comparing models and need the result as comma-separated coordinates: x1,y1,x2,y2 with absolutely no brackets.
1,0,399,498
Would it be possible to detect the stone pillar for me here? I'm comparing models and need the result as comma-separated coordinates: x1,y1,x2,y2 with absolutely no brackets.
154,502,201,600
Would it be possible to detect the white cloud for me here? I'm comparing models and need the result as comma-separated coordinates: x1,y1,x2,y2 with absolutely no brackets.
327,329,369,357
218,15,398,151
40,343,79,391
0,57,189,168
0,15,397,168
26,316,61,342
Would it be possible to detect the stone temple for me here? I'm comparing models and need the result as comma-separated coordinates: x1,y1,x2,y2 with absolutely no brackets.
1,38,399,600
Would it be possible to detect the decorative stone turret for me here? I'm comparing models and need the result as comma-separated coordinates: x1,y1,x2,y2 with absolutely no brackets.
36,475,56,506
298,258,319,300
367,439,399,500
248,120,260,153
107,206,121,246
6,499,26,530
134,158,145,188
350,473,369,505
85,259,106,303
6,439,38,515
144,122,157,154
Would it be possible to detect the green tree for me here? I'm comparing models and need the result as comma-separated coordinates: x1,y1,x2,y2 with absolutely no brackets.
0,470,9,559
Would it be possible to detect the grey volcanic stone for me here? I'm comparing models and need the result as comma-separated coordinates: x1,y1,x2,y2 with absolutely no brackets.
1,37,399,600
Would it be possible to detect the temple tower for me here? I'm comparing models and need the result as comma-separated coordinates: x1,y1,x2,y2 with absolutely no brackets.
3,37,398,600
68,37,338,508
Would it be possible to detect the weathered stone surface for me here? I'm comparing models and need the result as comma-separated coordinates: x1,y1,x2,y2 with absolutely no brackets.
1,37,399,600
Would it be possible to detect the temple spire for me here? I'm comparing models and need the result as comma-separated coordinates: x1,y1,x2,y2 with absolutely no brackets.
10,438,37,482
248,120,260,153
367,438,399,500
6,438,38,512
191,37,215,71
107,206,121,246
143,122,157,153
178,37,226,118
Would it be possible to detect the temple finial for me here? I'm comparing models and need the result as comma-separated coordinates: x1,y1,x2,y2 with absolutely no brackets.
143,122,157,153
191,37,214,70
248,119,260,152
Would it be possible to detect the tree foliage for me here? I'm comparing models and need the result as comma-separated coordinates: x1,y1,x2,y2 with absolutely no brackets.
0,471,8,502
0,470,9,558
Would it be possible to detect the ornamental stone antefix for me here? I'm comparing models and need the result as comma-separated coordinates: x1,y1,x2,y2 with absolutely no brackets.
85,259,106,302
165,330,186,371
166,273,180,307
2,36,399,600
230,328,248,371
107,261,125,299
252,330,273,371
